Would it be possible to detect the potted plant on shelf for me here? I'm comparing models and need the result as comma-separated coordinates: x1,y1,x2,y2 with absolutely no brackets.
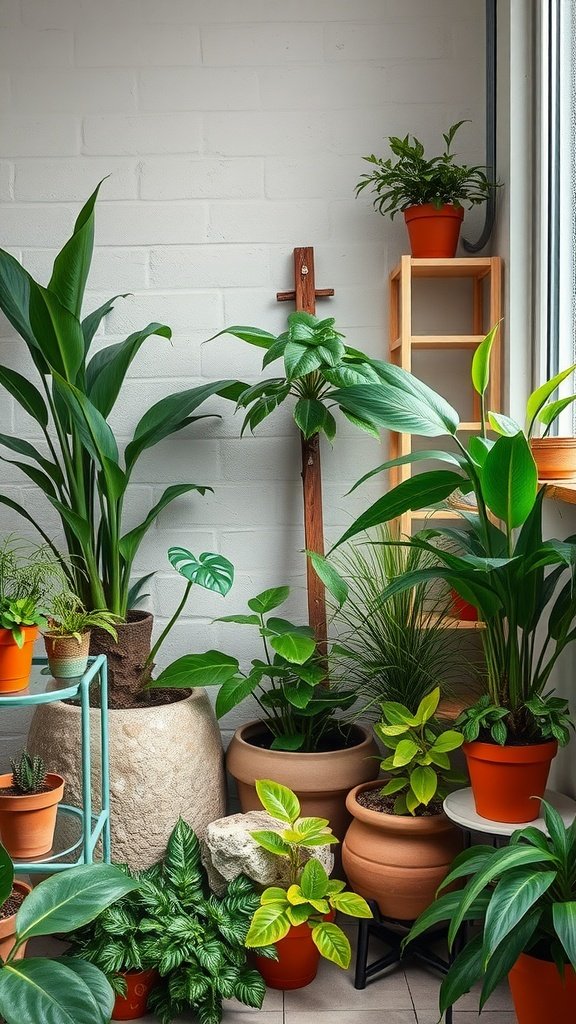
0,539,60,693
405,799,576,1024
152,581,379,842
0,850,139,1024
343,687,465,920
43,589,121,679
526,362,576,479
244,779,372,990
327,326,576,823
0,749,64,859
355,121,496,257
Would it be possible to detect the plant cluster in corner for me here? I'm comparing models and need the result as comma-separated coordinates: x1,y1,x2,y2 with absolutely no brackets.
0,538,61,644
9,749,46,795
68,818,273,1024
44,589,121,643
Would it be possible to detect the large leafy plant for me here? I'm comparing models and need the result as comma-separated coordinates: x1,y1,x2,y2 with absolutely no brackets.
406,800,576,1016
375,687,466,815
0,844,138,1024
152,584,357,751
328,327,576,745
245,780,372,969
355,121,494,216
0,182,240,616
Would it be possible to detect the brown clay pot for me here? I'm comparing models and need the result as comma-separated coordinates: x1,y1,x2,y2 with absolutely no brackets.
0,772,65,858
530,437,576,480
44,631,91,679
0,881,32,961
226,722,379,844
463,739,558,823
403,203,464,258
342,781,463,921
0,626,38,693
90,610,153,709
508,952,576,1024
112,968,158,1020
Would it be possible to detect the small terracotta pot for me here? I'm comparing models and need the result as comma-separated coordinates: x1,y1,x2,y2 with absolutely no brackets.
0,626,38,693
530,437,576,480
508,952,576,1024
112,968,158,1020
449,588,478,621
44,631,91,679
463,740,558,823
403,203,464,258
253,912,335,990
0,881,32,961
342,781,462,921
0,772,65,857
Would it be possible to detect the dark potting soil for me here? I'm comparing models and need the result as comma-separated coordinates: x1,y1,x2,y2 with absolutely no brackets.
248,726,363,753
357,788,443,817
0,888,25,921
0,783,53,796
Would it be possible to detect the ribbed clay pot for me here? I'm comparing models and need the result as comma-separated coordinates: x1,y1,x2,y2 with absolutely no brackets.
226,722,379,844
112,968,158,1020
0,772,64,858
0,626,38,693
44,631,91,679
27,691,226,870
89,611,153,709
530,438,576,480
0,881,32,961
404,203,464,257
342,781,463,921
508,952,576,1024
463,740,558,823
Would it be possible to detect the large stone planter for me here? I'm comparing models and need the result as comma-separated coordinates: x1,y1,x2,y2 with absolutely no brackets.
27,691,226,870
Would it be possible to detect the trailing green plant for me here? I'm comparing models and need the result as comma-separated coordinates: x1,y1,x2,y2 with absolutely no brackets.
45,589,121,642
70,819,273,1024
374,687,466,815
405,799,576,1016
151,583,357,752
0,537,62,643
355,121,495,217
9,749,46,795
326,325,576,745
0,182,242,617
0,841,139,1024
245,780,372,969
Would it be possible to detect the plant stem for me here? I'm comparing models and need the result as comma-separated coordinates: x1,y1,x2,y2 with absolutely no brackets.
144,580,193,671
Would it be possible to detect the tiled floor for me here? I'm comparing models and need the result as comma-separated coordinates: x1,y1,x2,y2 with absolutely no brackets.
32,927,517,1023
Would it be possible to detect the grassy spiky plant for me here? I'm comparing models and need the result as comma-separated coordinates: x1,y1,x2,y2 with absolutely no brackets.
10,750,46,794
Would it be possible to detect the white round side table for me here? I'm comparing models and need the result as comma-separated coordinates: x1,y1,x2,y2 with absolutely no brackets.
444,787,576,842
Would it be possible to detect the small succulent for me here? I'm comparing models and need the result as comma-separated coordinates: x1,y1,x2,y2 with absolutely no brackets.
10,750,46,794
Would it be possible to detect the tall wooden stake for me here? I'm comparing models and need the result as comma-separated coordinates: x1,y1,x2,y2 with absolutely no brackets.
277,247,334,647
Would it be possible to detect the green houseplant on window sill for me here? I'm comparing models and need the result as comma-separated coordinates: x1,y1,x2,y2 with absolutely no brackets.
326,325,576,824
405,799,576,1024
355,121,496,257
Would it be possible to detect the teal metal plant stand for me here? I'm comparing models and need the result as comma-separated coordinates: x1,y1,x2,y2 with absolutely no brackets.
0,655,110,874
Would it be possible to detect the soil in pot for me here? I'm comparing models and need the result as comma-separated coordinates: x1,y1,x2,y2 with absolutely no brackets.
342,781,462,921
508,951,576,1024
530,437,576,480
463,739,558,823
112,968,158,1021
0,626,38,693
0,881,31,961
403,203,464,258
0,772,65,858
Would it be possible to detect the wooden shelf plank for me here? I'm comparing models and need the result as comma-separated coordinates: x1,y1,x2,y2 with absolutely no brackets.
412,334,485,349
390,256,498,280
542,481,576,504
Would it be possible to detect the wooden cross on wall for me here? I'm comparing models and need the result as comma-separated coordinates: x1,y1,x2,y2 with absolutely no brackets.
277,246,334,647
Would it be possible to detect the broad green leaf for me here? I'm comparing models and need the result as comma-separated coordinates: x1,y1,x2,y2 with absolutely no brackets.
0,958,110,1024
0,435,62,486
81,294,129,353
488,411,522,436
311,922,351,969
405,891,491,946
58,959,114,1024
479,909,542,1009
28,281,84,382
269,630,316,665
210,324,277,349
0,248,38,353
308,552,348,608
410,765,437,805
215,675,257,718
0,365,48,428
471,323,499,395
284,341,323,380
526,364,576,434
537,394,576,428
216,614,260,625
0,843,14,908
392,739,419,767
153,650,239,690
481,433,538,529
468,434,494,467
432,730,465,753
53,376,118,467
255,779,300,824
270,732,306,752
439,934,484,1015
293,816,331,838
0,496,66,567
415,687,440,723
15,864,138,942
341,408,381,439
348,449,463,493
168,547,234,596
293,398,328,439
119,485,210,566
380,777,409,795
552,902,576,970
333,363,459,436
287,904,313,926
247,586,290,614
46,497,93,549
245,905,291,947
483,868,556,956
261,887,289,904
300,859,329,900
86,323,172,417
48,179,103,319
250,831,292,858
329,891,372,918
127,572,155,610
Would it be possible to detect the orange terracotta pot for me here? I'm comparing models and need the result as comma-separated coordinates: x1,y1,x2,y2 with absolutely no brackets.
0,881,32,962
342,781,462,921
463,740,558,823
226,722,379,845
530,438,576,480
0,772,65,858
403,203,464,258
0,626,37,693
253,912,335,990
508,952,576,1024
112,968,158,1020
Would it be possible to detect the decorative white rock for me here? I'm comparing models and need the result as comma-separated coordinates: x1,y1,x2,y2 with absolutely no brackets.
201,810,334,893
27,691,226,870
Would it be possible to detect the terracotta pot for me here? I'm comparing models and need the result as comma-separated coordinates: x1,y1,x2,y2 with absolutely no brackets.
0,772,65,858
44,631,91,679
342,781,462,920
226,722,379,844
253,912,335,990
90,610,153,709
0,881,32,961
112,968,158,1020
0,626,38,693
403,203,464,258
463,740,558,823
450,588,478,621
530,438,576,480
508,952,576,1024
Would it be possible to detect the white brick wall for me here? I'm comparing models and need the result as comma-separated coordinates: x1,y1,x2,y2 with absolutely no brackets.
0,0,485,755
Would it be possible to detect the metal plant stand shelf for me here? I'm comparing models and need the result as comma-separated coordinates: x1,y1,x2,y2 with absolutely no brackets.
0,655,110,873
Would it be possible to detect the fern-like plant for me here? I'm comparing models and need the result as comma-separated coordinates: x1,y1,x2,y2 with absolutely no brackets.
10,749,46,794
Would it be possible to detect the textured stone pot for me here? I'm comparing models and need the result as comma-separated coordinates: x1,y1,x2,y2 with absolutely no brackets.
27,691,226,870
226,721,379,844
342,781,463,920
